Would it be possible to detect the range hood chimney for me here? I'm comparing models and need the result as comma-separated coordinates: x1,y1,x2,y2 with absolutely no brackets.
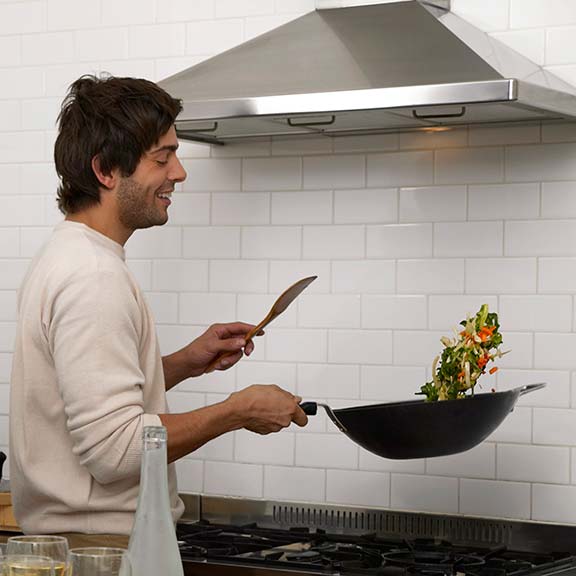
159,0,576,145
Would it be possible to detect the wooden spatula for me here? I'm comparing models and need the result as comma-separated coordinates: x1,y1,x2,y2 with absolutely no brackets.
205,275,317,373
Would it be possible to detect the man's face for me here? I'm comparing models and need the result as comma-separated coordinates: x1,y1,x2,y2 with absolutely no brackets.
116,126,187,231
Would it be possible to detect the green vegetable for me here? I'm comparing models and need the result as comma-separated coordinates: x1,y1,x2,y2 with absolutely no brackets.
418,304,506,402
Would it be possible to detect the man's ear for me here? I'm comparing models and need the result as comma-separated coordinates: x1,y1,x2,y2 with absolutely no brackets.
91,156,118,190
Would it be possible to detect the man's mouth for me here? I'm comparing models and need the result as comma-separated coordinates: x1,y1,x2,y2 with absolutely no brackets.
156,191,173,206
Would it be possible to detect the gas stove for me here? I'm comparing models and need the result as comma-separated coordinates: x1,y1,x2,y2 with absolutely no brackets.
177,496,576,576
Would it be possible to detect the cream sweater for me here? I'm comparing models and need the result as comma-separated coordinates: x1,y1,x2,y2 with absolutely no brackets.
10,221,184,535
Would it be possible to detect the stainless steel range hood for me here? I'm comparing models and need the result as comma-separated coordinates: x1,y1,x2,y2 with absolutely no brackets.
159,0,576,145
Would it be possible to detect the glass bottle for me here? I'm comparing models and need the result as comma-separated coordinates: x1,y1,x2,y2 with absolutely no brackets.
128,426,184,576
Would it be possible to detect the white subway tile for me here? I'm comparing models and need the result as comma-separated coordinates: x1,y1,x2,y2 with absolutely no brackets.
215,0,273,18
451,0,509,31
436,148,504,184
360,449,425,474
534,407,576,445
126,260,152,291
264,465,325,502
204,461,263,498
244,157,301,191
0,2,45,34
0,69,43,100
328,329,392,365
0,230,19,258
102,0,154,25
499,370,570,408
180,293,236,325
542,122,576,143
295,433,358,468
0,102,20,133
546,26,576,66
535,334,576,371
498,444,569,484
334,188,397,224
391,474,459,514
152,260,208,292
266,329,327,362
76,28,129,61
176,459,203,493
167,194,210,226
275,0,315,13
469,125,540,147
145,292,178,324
0,197,43,226
0,261,29,290
22,32,75,66
507,143,576,182
539,258,576,292
237,363,297,394
367,224,433,259
271,137,331,156
362,295,426,329
435,222,503,257
542,181,576,218
129,24,185,58
270,261,330,294
303,155,365,190
210,261,268,293
495,332,533,369
235,429,294,465
125,227,181,258
0,166,19,194
487,408,532,443
429,295,498,331
399,128,468,150
334,133,398,153
394,331,445,367
181,369,235,395
0,356,12,383
96,59,155,80
327,469,390,507
183,227,240,260
244,13,297,40
157,0,214,22
468,184,540,220
367,151,433,187
427,443,496,479
491,29,545,66
272,190,332,224
181,159,241,192
166,391,205,413
399,186,466,222
398,259,464,294
21,99,60,131
460,479,530,519
0,293,16,322
0,37,20,68
303,226,365,259
0,132,45,164
299,295,361,329
466,258,536,294
242,226,301,259
212,192,269,225
506,220,576,256
500,295,571,332
510,0,576,29
532,484,576,523
298,363,360,399
332,261,395,294
156,325,203,357
0,323,16,352
360,366,426,402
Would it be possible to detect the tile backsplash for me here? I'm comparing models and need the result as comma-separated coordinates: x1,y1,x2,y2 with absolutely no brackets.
3,0,576,524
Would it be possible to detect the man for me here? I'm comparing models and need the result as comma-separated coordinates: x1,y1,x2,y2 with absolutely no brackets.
9,75,308,546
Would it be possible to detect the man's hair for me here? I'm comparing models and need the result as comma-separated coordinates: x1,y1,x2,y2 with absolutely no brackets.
54,74,182,215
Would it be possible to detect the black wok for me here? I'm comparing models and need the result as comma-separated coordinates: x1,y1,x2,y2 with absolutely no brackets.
300,383,545,460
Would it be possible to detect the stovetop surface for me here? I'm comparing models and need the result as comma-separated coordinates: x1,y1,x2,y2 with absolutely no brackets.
177,520,576,576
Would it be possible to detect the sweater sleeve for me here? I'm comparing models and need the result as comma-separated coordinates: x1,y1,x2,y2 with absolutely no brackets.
49,268,162,485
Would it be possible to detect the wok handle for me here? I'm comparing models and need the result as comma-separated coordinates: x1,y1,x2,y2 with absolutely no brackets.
518,383,546,396
299,402,318,416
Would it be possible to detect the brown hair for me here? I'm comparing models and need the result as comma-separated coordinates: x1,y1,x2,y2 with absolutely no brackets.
54,74,182,215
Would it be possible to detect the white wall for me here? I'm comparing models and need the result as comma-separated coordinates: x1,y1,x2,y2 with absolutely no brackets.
3,0,576,524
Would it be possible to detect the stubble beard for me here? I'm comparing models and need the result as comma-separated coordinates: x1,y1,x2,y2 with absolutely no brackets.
117,176,168,231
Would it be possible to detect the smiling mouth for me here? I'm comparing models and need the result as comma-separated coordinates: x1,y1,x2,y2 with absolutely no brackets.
156,190,173,206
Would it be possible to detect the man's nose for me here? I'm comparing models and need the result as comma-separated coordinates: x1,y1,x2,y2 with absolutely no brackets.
170,156,187,183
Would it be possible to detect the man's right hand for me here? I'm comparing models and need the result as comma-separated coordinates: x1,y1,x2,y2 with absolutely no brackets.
227,384,308,435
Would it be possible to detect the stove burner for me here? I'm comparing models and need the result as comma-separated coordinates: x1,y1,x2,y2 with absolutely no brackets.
284,550,323,563
383,550,486,574
178,541,238,558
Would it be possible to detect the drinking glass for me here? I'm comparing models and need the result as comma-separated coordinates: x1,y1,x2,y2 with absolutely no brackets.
3,554,55,575
6,536,68,575
68,547,131,576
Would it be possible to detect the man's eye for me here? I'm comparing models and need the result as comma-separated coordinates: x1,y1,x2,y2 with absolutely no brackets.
156,160,168,166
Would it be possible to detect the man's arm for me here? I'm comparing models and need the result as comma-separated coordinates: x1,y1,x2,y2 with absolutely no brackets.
160,385,308,462
162,322,258,390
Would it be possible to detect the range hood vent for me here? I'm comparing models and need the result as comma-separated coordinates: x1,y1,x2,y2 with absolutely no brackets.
159,1,576,145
